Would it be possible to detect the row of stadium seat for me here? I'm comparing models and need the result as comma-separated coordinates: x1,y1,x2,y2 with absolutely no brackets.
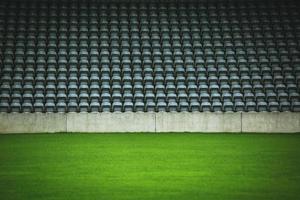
1,101,300,113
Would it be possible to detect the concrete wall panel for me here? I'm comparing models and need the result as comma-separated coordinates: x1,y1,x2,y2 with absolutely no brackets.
0,113,66,133
242,112,300,133
155,112,241,132
66,112,156,132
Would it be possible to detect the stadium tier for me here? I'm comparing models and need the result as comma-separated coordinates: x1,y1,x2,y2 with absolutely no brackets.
0,0,300,113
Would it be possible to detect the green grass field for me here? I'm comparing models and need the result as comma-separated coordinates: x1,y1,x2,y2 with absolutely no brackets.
0,133,300,200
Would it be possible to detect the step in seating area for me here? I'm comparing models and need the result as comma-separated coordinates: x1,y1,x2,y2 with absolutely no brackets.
0,0,300,113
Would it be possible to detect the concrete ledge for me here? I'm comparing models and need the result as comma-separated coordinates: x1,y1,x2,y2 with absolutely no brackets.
0,113,67,133
66,112,156,132
0,112,299,133
242,112,300,133
155,112,241,132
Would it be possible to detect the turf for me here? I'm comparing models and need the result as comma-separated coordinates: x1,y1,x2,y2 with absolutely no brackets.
0,133,300,200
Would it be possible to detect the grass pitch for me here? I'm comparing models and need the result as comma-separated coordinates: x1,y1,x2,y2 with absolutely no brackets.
0,133,300,200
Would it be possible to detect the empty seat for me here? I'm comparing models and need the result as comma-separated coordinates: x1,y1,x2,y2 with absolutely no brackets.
124,102,134,112
190,101,200,112
112,101,122,112
57,101,67,113
223,102,234,112
157,102,167,112
269,102,280,112
101,101,111,112
90,101,100,112
280,102,290,112
135,102,145,112
168,101,178,112
201,102,211,112
179,101,189,112
79,101,89,112
212,102,222,112
0,102,10,112
257,102,268,112
292,102,300,112
246,102,257,112
234,102,245,112
45,101,56,112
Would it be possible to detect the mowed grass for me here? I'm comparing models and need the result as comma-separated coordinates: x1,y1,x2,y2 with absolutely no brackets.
0,133,300,200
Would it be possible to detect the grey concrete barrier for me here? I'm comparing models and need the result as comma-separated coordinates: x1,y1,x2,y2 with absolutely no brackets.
241,112,300,133
0,113,67,133
0,112,299,133
66,112,156,132
155,112,241,132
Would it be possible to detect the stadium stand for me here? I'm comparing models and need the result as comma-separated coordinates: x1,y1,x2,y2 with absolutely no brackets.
0,0,299,113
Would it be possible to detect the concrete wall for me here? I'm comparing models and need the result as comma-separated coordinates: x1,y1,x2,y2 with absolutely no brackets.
242,112,300,133
67,112,155,132
0,112,299,133
0,113,66,133
155,112,241,132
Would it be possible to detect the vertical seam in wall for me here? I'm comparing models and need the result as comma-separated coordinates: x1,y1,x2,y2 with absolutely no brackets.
240,112,243,133
154,113,157,133
65,113,68,133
